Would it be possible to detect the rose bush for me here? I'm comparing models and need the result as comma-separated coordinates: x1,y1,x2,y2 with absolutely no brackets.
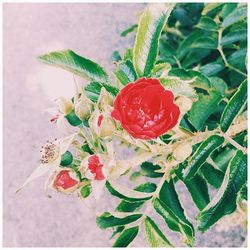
111,78,180,139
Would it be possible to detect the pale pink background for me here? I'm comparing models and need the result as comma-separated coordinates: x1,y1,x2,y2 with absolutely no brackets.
3,3,247,247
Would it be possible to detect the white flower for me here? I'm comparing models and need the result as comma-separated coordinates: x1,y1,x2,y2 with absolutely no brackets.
16,133,77,193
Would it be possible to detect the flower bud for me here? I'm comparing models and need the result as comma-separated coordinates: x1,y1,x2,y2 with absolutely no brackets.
98,87,113,107
53,170,79,194
55,97,73,115
175,96,193,114
173,142,192,161
74,96,92,120
90,110,116,137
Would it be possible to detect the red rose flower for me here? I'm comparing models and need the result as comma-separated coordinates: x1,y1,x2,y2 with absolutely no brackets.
53,170,78,190
88,155,105,180
111,78,180,139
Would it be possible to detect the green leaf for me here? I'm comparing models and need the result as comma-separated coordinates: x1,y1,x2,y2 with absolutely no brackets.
227,48,247,72
168,68,211,90
114,60,137,85
177,30,203,59
153,198,194,246
116,200,144,213
111,51,122,62
81,143,94,154
113,226,139,247
220,29,247,46
38,50,108,83
200,62,225,77
133,3,174,76
105,181,152,202
222,5,247,28
144,216,173,247
188,90,222,130
96,212,142,229
183,135,224,180
209,77,228,97
159,179,192,226
213,147,236,172
199,163,224,189
219,3,237,19
110,226,125,239
80,184,91,198
150,62,171,78
60,151,73,166
196,16,218,31
65,110,82,126
120,24,138,37
220,79,247,132
85,81,119,102
140,162,163,178
134,182,157,193
202,3,224,15
189,37,217,50
160,77,197,98
184,174,210,210
197,150,247,231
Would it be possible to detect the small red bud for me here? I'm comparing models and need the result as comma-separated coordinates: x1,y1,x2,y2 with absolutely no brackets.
88,155,105,180
53,170,78,190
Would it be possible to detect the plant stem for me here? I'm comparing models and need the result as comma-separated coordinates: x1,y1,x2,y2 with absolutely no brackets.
221,132,247,154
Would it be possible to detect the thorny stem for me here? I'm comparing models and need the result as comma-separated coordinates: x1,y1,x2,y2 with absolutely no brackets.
217,28,247,77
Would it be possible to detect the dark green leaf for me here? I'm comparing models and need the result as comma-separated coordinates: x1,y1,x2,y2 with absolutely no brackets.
38,50,108,83
140,162,163,178
197,150,247,231
116,200,144,213
221,29,247,46
113,226,139,247
190,37,217,50
188,90,222,131
200,62,225,77
60,151,73,166
134,182,157,193
228,48,247,72
144,216,173,247
202,3,224,15
153,198,194,246
120,24,138,37
220,79,247,132
219,3,237,19
199,163,224,189
133,3,174,76
196,16,218,31
96,212,142,229
105,181,152,202
183,135,224,180
65,110,82,126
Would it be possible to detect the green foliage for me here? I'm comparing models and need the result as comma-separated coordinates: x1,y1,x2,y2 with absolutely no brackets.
80,184,91,198
60,151,73,166
38,50,108,83
112,226,139,247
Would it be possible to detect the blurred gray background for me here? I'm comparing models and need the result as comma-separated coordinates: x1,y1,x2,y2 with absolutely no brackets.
3,3,247,247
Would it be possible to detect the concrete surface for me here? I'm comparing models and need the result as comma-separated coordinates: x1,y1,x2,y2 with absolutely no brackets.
3,3,247,247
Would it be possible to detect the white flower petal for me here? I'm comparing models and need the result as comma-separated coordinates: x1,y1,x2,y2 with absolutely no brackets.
56,115,78,135
43,107,58,116
59,133,77,155
16,164,50,193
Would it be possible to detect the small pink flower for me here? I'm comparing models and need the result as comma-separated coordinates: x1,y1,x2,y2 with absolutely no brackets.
88,155,105,180
53,170,79,190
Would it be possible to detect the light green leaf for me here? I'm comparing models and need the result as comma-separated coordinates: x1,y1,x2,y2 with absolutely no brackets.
183,135,224,180
80,184,92,198
222,5,247,28
96,212,142,229
160,77,197,98
38,50,108,83
105,181,153,202
220,79,247,132
133,3,174,76
219,3,237,19
221,29,247,46
144,216,173,247
196,16,218,31
85,81,119,102
197,150,247,231
113,226,139,247
114,60,137,85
